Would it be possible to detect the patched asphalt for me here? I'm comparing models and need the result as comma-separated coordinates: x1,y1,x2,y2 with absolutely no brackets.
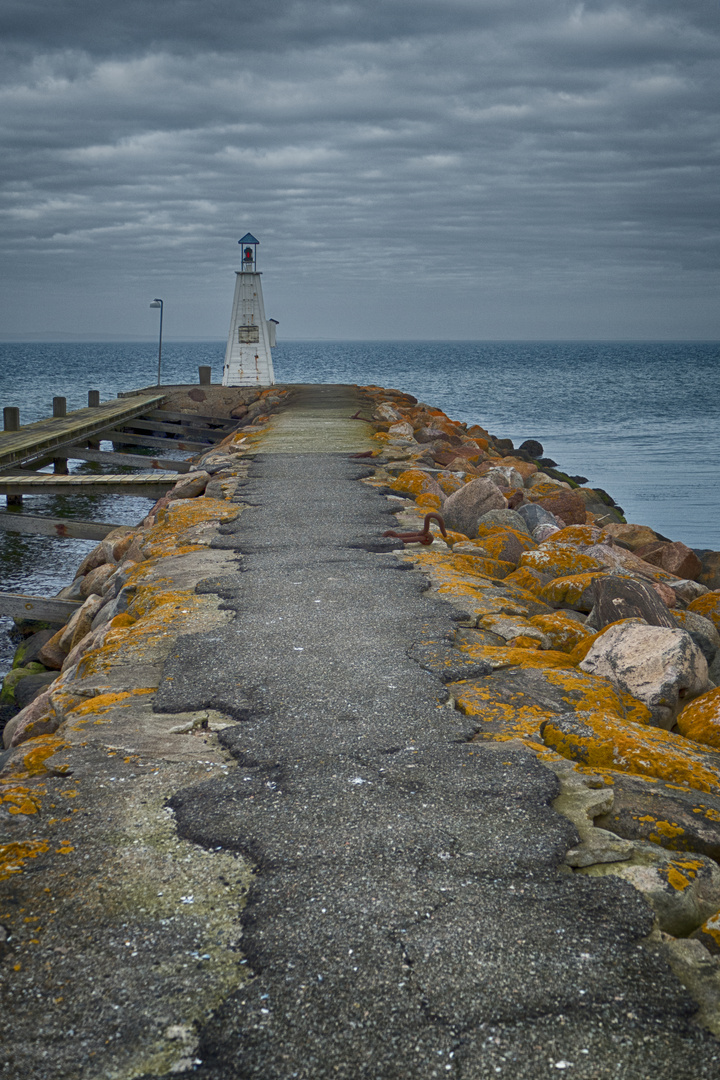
151,431,720,1077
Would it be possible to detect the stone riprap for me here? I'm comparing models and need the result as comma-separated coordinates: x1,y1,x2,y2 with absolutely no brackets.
1,382,720,1077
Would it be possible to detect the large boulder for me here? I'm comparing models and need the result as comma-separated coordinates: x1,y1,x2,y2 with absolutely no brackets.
11,627,56,668
390,469,445,505
476,508,531,536
0,663,46,706
594,771,720,863
586,576,677,631
485,466,525,491
673,610,720,668
696,551,720,591
579,622,709,729
168,470,210,501
601,523,661,551
637,540,703,581
688,592,720,633
533,489,587,526
677,687,720,750
516,503,560,534
440,478,506,538
14,670,58,709
578,841,720,937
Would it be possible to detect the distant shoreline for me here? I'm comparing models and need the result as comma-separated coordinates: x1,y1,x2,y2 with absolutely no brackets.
1,335,719,345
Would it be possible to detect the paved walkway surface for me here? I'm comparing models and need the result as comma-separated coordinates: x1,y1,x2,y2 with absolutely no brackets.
152,385,720,1078
2,385,718,1079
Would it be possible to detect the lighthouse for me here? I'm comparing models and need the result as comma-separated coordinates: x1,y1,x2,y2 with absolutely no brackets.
222,233,277,386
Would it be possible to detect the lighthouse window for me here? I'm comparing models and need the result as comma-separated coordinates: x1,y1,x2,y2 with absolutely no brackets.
238,325,260,343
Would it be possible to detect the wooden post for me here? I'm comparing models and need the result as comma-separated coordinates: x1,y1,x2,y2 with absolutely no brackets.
3,407,19,431
199,366,211,385
3,407,22,506
53,397,68,474
87,390,101,447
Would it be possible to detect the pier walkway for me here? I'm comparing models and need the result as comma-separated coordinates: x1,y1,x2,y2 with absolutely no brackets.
1,386,718,1079
0,392,168,471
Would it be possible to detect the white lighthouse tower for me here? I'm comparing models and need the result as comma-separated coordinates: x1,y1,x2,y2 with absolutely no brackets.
222,233,277,386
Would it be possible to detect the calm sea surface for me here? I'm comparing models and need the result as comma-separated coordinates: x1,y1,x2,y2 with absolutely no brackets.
0,339,717,671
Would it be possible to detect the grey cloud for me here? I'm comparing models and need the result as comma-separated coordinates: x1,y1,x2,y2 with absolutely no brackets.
0,0,718,339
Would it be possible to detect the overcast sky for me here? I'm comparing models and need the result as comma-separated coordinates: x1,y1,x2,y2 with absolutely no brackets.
1,0,718,341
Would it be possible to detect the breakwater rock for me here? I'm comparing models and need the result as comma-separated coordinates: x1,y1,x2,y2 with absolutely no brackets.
2,381,720,1077
361,384,720,1020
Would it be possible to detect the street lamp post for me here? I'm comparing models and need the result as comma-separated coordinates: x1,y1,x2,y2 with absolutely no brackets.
149,298,164,385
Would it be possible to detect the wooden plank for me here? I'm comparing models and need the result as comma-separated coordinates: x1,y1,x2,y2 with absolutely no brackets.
121,417,230,440
0,592,81,624
0,513,120,541
0,393,168,470
103,430,213,452
144,409,234,428
0,472,182,498
62,445,193,473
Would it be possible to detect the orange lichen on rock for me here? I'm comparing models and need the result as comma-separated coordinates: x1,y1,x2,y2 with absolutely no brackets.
677,687,720,750
541,711,720,794
539,572,602,609
541,667,650,724
389,469,444,503
0,840,50,882
457,642,576,671
451,664,647,747
509,635,543,650
451,553,516,580
109,613,136,629
402,549,551,620
687,592,720,632
473,525,536,565
503,566,549,596
140,497,238,559
67,688,155,723
440,529,469,547
74,586,202,679
526,481,569,499
651,820,686,842
528,612,592,653
521,544,603,578
436,473,466,497
21,735,68,776
415,493,443,511
452,681,556,743
693,911,720,955
542,524,603,549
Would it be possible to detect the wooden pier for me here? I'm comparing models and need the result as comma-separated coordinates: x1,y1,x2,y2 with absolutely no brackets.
0,393,168,470
0,377,241,619
0,472,184,498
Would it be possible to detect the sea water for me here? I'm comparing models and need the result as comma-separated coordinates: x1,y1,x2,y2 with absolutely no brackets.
0,339,718,671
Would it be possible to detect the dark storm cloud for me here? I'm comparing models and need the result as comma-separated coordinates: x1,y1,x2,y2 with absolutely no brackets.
0,0,718,338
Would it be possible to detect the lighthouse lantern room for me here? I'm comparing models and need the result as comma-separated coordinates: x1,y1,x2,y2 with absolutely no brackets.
222,232,277,386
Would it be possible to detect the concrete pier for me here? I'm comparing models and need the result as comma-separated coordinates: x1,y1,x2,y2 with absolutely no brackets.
1,386,719,1079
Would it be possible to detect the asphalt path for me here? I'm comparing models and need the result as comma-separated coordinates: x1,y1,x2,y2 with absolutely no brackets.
151,386,720,1077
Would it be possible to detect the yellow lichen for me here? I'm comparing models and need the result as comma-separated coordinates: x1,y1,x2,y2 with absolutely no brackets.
687,593,720,632
542,712,720,794
528,612,591,653
677,687,720,750
451,553,516,580
667,866,691,891
0,840,49,882
503,567,548,596
521,545,602,578
542,525,602,548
